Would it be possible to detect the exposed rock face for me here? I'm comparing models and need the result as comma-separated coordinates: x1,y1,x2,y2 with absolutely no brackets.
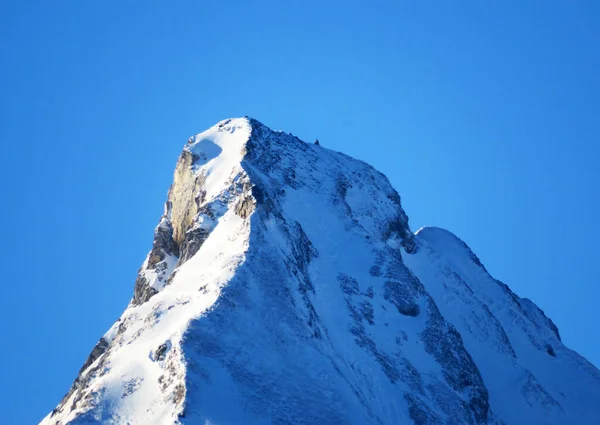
169,150,204,247
41,118,600,425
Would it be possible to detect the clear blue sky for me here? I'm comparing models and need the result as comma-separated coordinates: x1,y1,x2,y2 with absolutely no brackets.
1,1,599,423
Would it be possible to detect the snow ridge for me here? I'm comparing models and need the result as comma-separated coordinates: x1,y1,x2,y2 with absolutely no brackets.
40,118,600,425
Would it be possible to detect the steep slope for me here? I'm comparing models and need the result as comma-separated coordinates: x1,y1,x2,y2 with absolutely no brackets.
404,227,600,424
40,118,600,425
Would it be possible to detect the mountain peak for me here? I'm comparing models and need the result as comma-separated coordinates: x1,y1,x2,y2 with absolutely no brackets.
41,119,600,425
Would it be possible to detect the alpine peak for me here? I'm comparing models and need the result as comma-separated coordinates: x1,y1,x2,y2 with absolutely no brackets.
41,118,600,425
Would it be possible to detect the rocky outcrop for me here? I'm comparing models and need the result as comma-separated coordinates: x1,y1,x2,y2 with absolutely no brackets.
168,150,204,247
49,337,110,419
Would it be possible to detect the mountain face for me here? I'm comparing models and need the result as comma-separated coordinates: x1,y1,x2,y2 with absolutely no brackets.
41,118,600,425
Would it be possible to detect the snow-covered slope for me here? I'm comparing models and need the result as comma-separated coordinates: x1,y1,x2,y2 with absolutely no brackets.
41,118,600,425
404,227,600,424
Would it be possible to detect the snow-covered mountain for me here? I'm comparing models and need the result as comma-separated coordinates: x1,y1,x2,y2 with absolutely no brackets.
41,118,600,425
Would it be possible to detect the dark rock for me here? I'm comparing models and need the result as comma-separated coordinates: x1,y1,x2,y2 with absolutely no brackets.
235,195,255,219
421,315,489,424
405,393,443,425
360,300,375,325
149,223,179,266
78,337,109,374
155,342,169,361
173,383,186,404
53,337,111,416
401,235,419,254
384,216,412,242
338,273,360,296
384,280,420,317
178,227,209,264
133,274,158,306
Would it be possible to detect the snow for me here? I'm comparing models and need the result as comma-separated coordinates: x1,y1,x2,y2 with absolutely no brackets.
405,226,600,424
41,119,255,425
41,118,600,425
187,118,251,201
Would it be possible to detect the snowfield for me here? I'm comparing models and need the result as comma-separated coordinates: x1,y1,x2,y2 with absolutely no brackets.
41,118,600,425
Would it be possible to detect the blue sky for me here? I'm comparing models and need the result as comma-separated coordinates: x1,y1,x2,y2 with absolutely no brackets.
1,1,599,423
